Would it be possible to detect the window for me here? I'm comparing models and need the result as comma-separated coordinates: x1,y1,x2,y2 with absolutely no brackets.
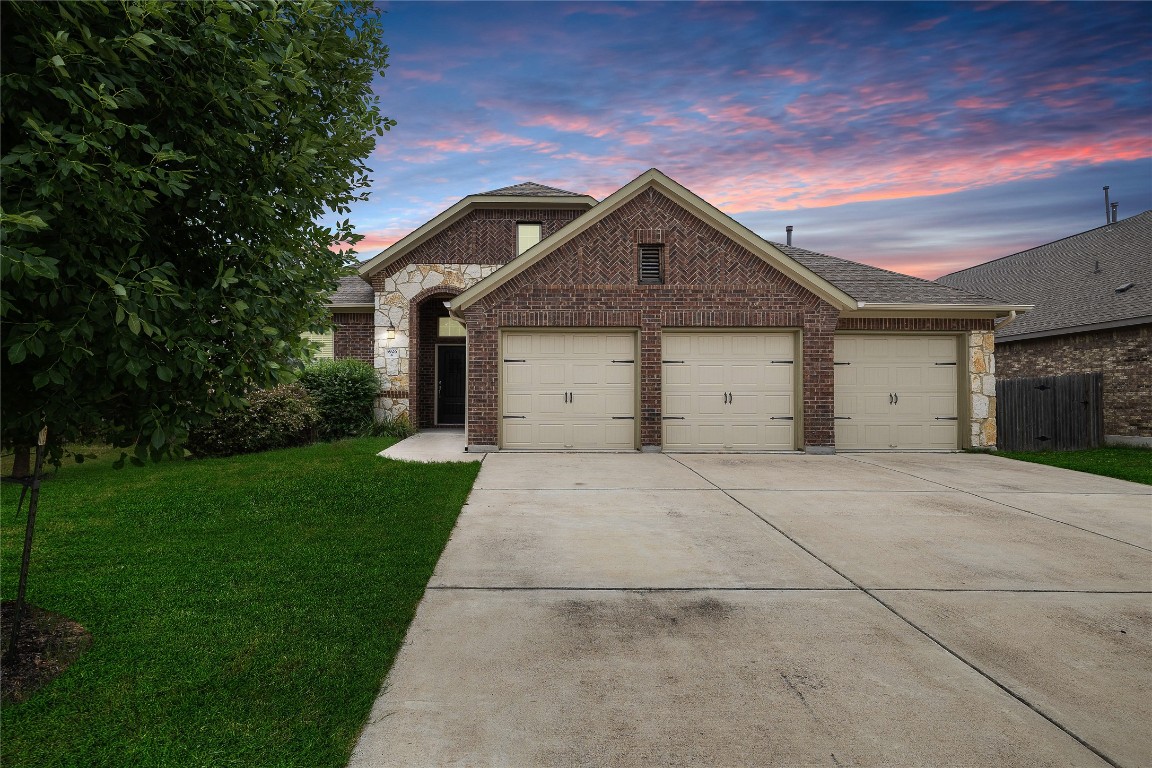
438,317,466,337
517,222,542,255
638,244,663,284
303,330,334,360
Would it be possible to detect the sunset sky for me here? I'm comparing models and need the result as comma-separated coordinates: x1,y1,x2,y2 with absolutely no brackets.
348,1,1152,279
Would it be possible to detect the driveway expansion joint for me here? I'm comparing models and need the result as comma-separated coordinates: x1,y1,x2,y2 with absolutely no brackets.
842,455,1152,553
666,454,1126,768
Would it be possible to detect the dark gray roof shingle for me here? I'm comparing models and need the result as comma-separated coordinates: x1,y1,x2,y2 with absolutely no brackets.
481,181,587,197
330,275,374,306
937,211,1152,339
772,243,1004,306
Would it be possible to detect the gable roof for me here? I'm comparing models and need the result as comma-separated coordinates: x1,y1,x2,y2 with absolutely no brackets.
938,210,1152,340
357,185,597,278
482,181,586,197
328,275,374,308
452,168,1023,315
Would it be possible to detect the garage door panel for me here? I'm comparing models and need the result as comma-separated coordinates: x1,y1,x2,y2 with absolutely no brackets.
835,334,959,450
661,332,797,451
502,331,636,450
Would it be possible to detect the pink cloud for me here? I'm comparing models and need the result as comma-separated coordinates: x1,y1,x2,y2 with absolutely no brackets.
955,97,1011,110
735,67,817,85
907,16,948,32
397,69,443,83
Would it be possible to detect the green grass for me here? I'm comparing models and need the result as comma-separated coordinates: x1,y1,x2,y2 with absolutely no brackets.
1,438,480,768
996,444,1152,485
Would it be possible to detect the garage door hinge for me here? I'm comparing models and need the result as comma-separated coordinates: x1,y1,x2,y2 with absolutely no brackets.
934,362,958,366
502,415,526,419
503,359,526,363
770,416,795,421
662,416,685,420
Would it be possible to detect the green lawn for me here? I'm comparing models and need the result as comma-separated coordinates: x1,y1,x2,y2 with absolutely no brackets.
996,444,1152,485
1,438,480,768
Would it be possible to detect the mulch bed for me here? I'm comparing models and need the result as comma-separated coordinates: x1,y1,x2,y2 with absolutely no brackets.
1,601,91,704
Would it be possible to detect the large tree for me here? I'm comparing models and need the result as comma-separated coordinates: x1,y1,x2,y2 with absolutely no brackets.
1,0,393,465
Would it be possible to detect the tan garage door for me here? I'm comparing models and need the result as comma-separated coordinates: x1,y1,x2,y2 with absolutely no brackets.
662,331,797,451
834,335,959,450
502,331,636,450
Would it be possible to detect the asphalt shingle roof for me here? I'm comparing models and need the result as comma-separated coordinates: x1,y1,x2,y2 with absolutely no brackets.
481,181,587,197
772,243,1004,306
937,211,1152,339
330,275,374,306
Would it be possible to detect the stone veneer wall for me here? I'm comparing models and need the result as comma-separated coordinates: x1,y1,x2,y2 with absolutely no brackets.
374,263,501,420
995,323,1151,438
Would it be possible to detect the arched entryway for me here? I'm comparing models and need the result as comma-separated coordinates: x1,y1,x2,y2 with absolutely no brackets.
410,289,466,428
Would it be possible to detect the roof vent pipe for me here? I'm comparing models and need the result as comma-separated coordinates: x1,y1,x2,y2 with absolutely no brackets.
1104,186,1111,224
1111,202,1118,223
786,225,793,246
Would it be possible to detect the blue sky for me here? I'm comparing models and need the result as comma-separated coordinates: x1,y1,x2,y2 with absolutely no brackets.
347,1,1151,279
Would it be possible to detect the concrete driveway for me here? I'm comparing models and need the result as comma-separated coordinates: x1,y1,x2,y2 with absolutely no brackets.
349,452,1151,768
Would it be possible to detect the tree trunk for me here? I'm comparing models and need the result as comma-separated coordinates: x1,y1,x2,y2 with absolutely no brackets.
10,445,30,479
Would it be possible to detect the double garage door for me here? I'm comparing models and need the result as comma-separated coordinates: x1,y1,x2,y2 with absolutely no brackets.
500,331,960,451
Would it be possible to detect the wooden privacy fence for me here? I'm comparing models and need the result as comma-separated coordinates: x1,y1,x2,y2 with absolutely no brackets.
996,372,1103,451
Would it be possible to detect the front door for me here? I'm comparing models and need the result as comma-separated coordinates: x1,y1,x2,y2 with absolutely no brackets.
436,345,466,425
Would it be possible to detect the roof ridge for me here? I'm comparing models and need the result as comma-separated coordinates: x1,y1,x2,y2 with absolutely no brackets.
480,181,586,197
940,209,1152,279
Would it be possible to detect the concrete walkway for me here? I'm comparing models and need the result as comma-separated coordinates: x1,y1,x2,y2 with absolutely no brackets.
350,452,1152,767
378,429,480,463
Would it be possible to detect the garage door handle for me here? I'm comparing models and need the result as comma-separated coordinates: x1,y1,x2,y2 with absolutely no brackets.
612,416,634,420
503,359,526,363
663,360,685,364
935,362,958,366
934,416,958,420
835,416,852,420
611,359,634,364
770,360,793,364
503,415,526,419
834,361,850,365
770,416,794,421
662,416,685,420
894,393,898,404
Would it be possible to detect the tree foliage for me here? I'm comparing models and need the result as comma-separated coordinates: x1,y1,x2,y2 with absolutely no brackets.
0,0,393,463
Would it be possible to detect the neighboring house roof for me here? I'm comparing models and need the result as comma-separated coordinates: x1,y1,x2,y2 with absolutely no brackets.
938,210,1152,341
482,181,587,197
453,168,1023,315
328,275,374,308
358,184,598,278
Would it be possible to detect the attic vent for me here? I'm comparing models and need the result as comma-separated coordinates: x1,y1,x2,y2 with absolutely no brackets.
1116,282,1135,293
638,245,663,284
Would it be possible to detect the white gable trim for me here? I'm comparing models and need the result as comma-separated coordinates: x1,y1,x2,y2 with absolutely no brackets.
358,194,597,278
452,169,858,312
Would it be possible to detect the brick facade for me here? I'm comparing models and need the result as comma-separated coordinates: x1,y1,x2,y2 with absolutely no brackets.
464,187,841,449
996,324,1151,437
332,312,373,363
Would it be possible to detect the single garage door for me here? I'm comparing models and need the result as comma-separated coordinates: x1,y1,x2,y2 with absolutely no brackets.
662,331,797,451
502,331,636,450
834,334,959,449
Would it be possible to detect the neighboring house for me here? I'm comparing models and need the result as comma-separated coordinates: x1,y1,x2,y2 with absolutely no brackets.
328,169,1025,453
938,211,1151,444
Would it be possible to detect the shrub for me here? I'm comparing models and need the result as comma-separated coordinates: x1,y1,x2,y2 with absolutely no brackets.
189,384,319,457
297,359,381,440
364,412,416,440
